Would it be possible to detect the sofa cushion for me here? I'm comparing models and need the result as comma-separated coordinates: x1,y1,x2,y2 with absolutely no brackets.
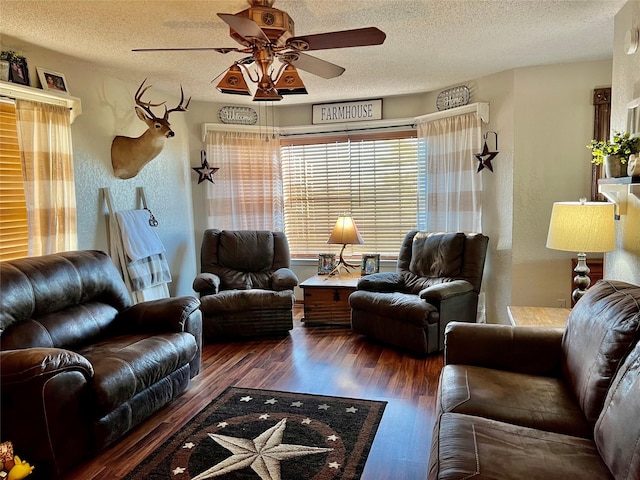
438,365,591,438
594,339,640,480
561,280,640,426
79,332,197,416
410,232,465,278
218,230,274,272
0,251,131,337
428,413,613,480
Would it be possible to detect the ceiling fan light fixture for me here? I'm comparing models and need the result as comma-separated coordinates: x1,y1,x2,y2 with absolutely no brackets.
216,64,251,96
253,86,283,101
275,64,308,95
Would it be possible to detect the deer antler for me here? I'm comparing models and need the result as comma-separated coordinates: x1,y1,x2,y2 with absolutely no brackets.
134,78,166,118
163,85,191,120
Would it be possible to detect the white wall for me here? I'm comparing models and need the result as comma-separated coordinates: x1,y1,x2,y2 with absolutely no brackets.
607,0,640,284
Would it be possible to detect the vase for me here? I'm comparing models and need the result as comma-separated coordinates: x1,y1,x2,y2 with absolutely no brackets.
603,155,625,178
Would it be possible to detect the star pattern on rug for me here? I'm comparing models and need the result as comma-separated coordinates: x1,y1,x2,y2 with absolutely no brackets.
240,396,253,402
265,398,278,405
183,442,195,449
290,401,303,407
172,466,186,475
191,418,333,480
318,404,330,410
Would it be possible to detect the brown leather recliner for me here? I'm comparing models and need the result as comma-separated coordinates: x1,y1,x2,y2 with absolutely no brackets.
0,250,202,479
193,229,298,342
349,231,489,355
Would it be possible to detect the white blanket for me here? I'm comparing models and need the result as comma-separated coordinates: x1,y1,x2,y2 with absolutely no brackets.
115,209,165,261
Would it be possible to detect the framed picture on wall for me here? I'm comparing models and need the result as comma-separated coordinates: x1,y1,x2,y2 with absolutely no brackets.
361,254,380,276
37,67,69,93
317,253,336,275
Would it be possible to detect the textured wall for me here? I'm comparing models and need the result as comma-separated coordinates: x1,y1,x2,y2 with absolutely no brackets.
0,36,198,297
607,0,640,285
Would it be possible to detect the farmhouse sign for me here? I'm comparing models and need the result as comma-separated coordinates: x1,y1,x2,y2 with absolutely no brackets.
312,99,382,124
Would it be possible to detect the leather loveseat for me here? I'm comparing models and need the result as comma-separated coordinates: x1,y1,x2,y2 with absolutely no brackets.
428,279,640,480
0,250,202,479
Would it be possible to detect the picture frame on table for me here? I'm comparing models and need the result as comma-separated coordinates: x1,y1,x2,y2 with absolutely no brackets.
8,56,29,86
37,67,69,93
317,253,336,275
361,254,380,276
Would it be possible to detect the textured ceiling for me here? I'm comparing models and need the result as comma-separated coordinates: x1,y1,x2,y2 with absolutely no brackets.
0,0,626,106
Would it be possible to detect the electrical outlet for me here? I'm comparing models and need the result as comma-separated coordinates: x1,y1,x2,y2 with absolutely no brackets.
557,299,567,308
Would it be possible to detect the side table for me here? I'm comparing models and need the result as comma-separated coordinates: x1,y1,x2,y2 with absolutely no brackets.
299,273,359,326
507,306,570,328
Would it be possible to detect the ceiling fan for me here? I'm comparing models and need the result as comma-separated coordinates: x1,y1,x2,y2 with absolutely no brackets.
133,0,386,101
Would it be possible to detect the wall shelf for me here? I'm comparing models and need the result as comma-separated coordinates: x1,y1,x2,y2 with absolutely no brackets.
598,176,640,217
0,80,82,123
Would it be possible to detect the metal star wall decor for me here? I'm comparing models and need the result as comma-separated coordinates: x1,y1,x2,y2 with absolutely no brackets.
475,131,499,173
192,150,219,184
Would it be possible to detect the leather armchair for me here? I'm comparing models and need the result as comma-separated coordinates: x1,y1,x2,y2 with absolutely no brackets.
350,231,489,355
193,229,298,342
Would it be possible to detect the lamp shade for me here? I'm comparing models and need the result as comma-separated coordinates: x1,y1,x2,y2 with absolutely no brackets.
327,216,364,245
546,201,615,253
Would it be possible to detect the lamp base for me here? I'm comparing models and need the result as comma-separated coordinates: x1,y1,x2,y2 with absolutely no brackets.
572,252,591,304
329,244,358,276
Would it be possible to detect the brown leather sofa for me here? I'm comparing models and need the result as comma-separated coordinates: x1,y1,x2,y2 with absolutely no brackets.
428,279,640,480
0,250,202,479
193,229,298,342
350,231,489,355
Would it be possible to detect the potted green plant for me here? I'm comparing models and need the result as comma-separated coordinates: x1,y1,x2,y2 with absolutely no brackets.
587,131,640,178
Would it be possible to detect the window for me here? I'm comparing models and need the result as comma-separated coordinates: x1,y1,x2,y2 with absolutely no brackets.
0,100,28,261
281,131,418,258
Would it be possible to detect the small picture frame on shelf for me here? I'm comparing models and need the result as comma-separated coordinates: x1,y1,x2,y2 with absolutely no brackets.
317,253,336,275
5,54,29,86
37,67,68,93
361,254,380,276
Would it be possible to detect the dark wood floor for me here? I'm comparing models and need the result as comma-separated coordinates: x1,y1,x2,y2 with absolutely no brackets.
66,306,444,480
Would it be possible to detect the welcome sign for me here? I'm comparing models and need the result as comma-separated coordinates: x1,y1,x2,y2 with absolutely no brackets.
312,99,382,124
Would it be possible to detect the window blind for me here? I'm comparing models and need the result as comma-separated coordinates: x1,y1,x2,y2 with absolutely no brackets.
281,133,418,259
0,100,28,260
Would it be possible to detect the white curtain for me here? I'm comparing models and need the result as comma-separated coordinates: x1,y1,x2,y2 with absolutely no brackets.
15,100,77,255
416,112,482,233
205,130,283,231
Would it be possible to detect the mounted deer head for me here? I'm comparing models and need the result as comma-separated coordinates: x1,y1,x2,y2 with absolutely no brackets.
111,79,190,179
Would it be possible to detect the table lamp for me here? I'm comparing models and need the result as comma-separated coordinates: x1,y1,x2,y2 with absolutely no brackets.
546,198,615,303
327,215,364,275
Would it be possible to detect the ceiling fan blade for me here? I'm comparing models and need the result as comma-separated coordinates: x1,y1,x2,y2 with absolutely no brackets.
217,13,269,43
288,52,345,79
287,27,386,51
132,47,238,52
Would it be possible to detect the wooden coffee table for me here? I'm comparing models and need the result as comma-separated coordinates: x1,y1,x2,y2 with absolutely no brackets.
507,306,571,327
299,273,360,326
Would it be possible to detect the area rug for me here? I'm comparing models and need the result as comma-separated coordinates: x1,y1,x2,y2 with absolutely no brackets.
125,386,387,480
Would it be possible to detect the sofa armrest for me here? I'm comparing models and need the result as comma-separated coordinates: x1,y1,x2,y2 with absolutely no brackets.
1,348,95,477
419,280,473,302
193,272,220,295
117,296,201,333
1,347,94,384
272,267,298,291
357,272,404,292
444,322,564,376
